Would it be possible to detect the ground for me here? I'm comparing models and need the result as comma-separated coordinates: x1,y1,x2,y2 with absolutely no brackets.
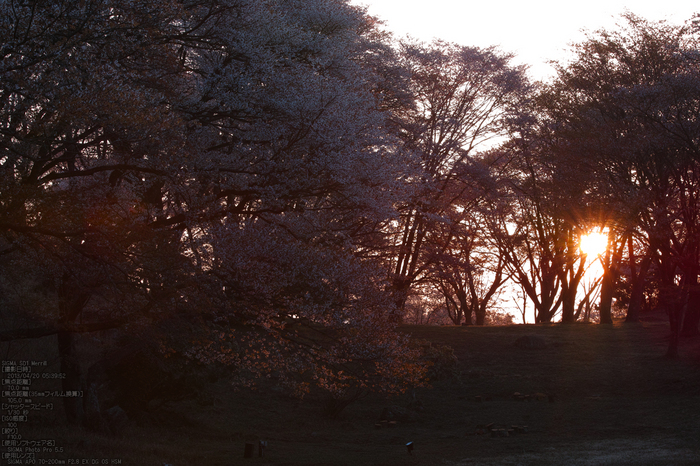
14,317,700,465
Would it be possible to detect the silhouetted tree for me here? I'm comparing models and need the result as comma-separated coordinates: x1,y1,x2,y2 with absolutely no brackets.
537,14,700,349
388,39,528,320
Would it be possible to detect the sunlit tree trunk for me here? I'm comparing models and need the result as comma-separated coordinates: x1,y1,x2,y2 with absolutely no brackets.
598,233,626,324
474,303,488,325
599,271,614,324
560,228,583,323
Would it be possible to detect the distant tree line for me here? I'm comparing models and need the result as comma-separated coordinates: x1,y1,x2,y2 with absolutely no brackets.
1,0,698,427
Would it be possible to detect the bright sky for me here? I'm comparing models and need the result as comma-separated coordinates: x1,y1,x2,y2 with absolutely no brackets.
352,0,698,80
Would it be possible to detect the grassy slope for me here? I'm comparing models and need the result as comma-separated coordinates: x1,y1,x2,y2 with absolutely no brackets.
20,318,700,465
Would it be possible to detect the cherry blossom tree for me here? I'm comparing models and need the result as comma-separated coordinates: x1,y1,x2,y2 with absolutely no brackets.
387,39,529,320
0,0,426,422
483,141,569,324
533,14,700,345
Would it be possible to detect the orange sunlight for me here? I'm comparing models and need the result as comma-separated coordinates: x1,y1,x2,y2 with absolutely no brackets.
580,231,608,258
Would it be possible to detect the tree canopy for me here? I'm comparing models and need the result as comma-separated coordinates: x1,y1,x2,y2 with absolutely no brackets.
2,1,699,429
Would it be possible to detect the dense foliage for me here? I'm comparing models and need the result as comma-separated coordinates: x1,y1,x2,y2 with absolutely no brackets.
1,0,699,427
0,0,424,422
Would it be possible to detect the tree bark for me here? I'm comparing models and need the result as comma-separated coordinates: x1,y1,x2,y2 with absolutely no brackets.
599,235,625,324
57,331,84,424
626,271,647,323
459,293,472,325
56,274,92,425
662,284,684,359
560,228,586,323
625,238,651,323
681,286,700,337
390,278,411,323
666,307,681,359
599,269,614,324
560,285,577,323
474,304,485,326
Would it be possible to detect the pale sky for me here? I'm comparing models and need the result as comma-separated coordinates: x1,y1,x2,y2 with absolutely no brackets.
352,0,698,80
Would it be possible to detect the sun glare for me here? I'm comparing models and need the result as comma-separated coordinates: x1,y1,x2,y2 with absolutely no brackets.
580,231,608,257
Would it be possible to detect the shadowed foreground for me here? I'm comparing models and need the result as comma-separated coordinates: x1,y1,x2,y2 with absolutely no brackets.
19,319,700,465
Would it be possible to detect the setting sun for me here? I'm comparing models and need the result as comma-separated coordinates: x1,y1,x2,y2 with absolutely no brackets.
580,231,608,257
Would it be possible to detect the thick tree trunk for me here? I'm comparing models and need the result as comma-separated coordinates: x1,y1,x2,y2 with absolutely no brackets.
666,304,682,359
581,292,592,322
57,331,84,424
679,261,699,337
391,209,428,324
536,308,555,323
560,286,577,323
390,279,410,323
599,232,627,324
681,287,700,337
462,302,473,325
625,241,651,323
626,272,646,322
663,285,685,359
56,274,91,425
560,229,586,324
599,269,614,324
462,310,473,325
456,290,468,325
474,304,485,326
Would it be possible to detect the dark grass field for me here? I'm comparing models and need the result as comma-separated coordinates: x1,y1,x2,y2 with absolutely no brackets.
17,318,700,465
